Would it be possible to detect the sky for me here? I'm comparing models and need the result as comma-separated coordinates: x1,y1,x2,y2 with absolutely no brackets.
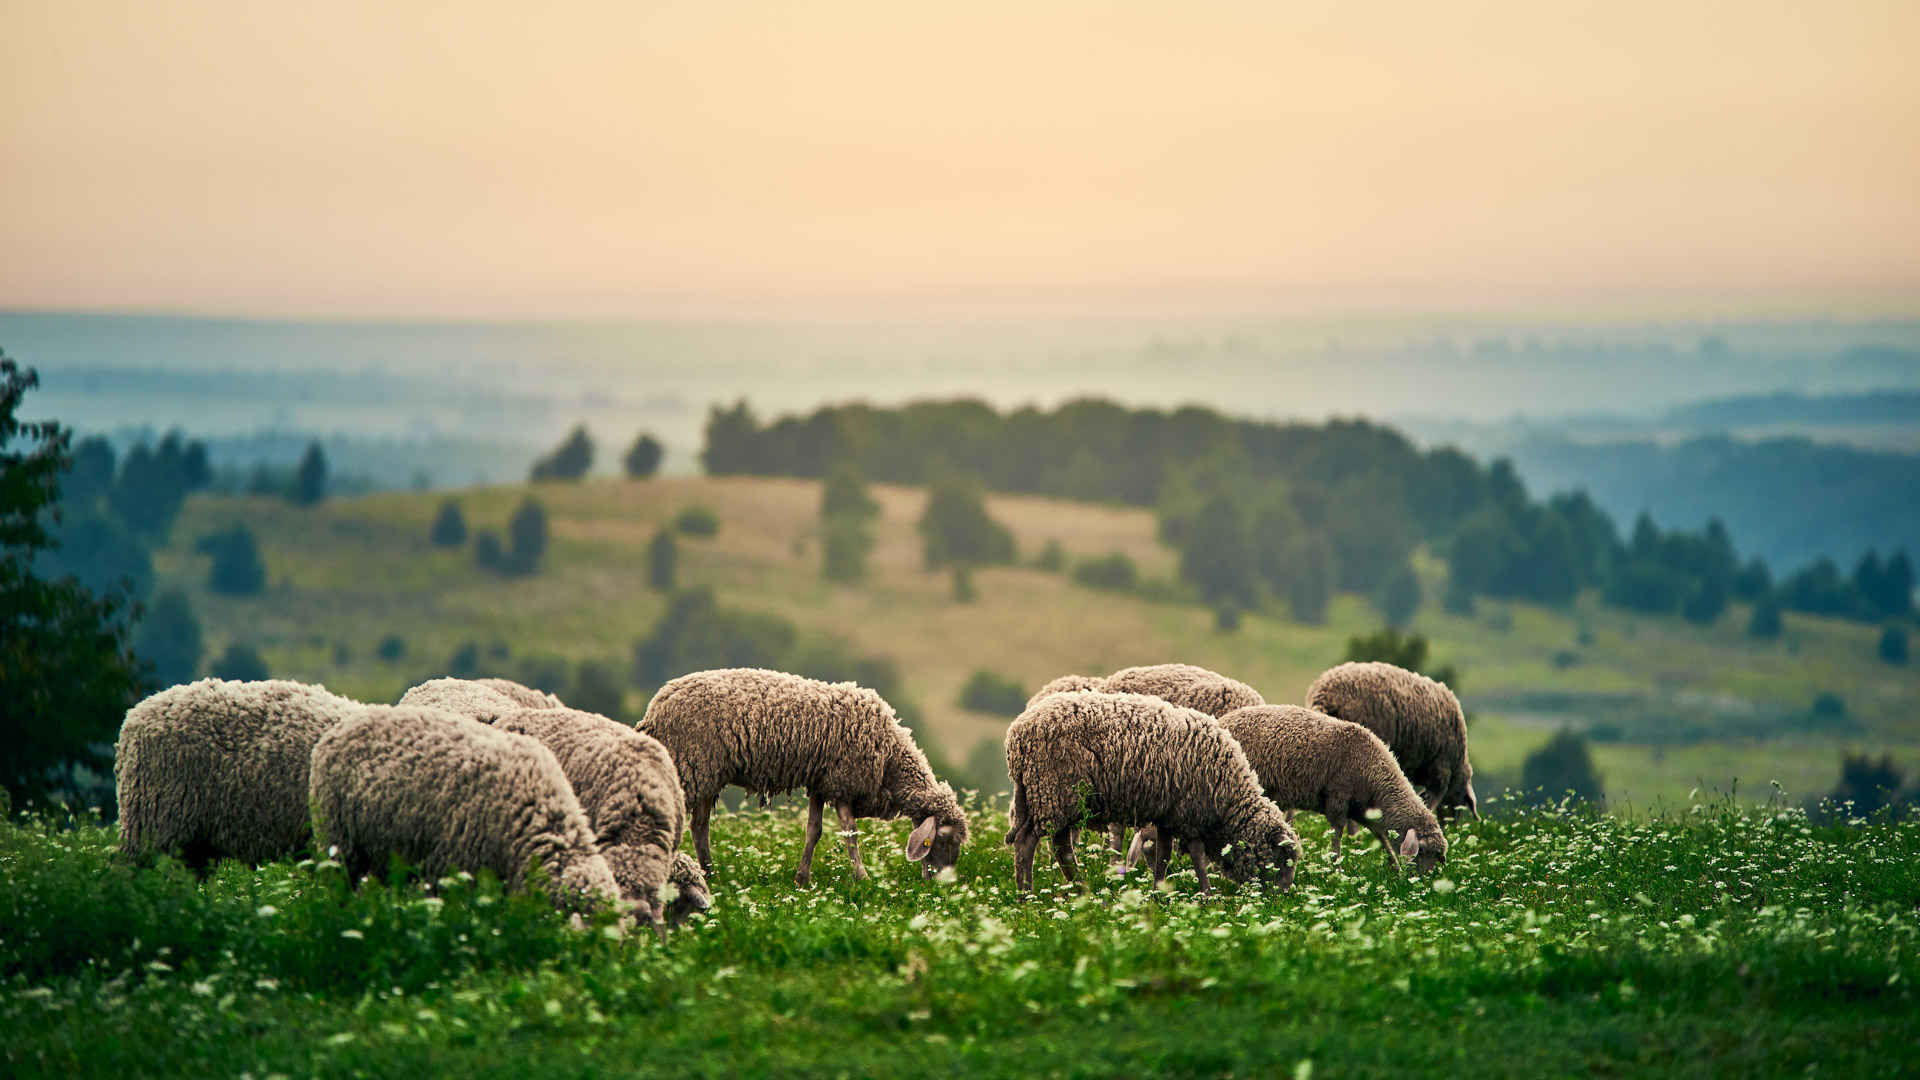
2,1,1916,319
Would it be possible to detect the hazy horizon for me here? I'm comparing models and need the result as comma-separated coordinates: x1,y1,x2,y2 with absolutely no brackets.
5,1,1917,320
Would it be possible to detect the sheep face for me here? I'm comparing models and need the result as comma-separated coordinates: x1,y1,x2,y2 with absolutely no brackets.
907,815,967,880
1215,821,1298,891
664,852,713,926
1403,828,1448,875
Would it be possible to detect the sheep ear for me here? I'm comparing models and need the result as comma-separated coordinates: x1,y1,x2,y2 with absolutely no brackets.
905,815,937,861
1465,781,1480,819
1398,829,1420,858
1125,827,1151,868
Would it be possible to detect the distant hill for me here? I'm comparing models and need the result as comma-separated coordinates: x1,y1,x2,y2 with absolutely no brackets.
1662,387,1920,429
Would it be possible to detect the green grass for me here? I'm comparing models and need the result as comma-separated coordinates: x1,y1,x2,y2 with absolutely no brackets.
5,801,1918,1078
154,476,1920,808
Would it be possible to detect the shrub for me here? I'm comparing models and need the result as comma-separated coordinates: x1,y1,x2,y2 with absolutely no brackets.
570,660,627,721
505,498,549,575
675,505,720,537
133,590,202,688
1880,626,1909,666
209,643,269,682
377,634,407,662
1681,577,1728,626
623,433,664,479
632,587,797,689
1214,604,1242,632
530,424,593,482
1748,597,1783,638
332,642,351,666
473,530,504,570
821,462,879,521
1034,539,1066,572
1550,649,1580,670
1072,551,1137,592
821,515,871,584
957,670,1027,716
514,655,570,697
648,528,677,591
195,524,266,596
429,499,467,547
918,471,1013,571
1520,730,1603,804
448,641,481,677
291,441,327,506
1344,627,1462,690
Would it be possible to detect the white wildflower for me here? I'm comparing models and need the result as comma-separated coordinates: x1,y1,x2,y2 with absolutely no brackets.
256,905,278,917
340,929,364,940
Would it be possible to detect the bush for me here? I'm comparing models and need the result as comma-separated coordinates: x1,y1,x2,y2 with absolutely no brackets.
291,441,327,505
429,499,467,547
648,528,677,591
36,510,155,603
1344,627,1462,690
473,530,504,570
918,471,1013,571
1072,551,1137,592
623,433,664,479
958,670,1027,716
570,660,627,721
821,515,872,584
821,462,879,521
1880,626,1909,666
1520,730,1603,804
675,505,720,537
1748,597,1783,638
209,643,269,681
1034,539,1066,573
195,524,266,596
530,424,594,482
514,655,570,698
632,587,797,689
133,590,202,688
377,635,407,663
1681,576,1728,626
1214,604,1242,632
448,641,481,677
332,642,351,666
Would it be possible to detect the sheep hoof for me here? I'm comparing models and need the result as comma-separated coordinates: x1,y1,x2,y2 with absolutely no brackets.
793,870,812,888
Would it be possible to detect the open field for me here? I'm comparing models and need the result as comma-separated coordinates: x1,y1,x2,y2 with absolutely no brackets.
152,475,1920,809
5,801,1917,1078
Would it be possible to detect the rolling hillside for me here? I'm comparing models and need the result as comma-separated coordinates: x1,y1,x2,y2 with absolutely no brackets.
154,475,1920,809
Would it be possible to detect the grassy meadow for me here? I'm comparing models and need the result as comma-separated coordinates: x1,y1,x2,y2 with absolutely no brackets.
154,475,1920,809
6,798,1918,1077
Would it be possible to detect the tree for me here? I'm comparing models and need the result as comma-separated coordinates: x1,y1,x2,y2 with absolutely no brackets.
1282,532,1336,624
623,433,664,479
36,511,154,603
530,424,594,482
133,590,202,688
1881,626,1910,666
504,498,548,575
918,471,1013,571
196,524,267,595
958,670,1027,715
0,355,146,804
1178,493,1258,608
1344,627,1462,689
820,515,871,584
209,643,269,681
648,527,677,591
1521,730,1604,804
291,440,327,505
1376,564,1422,627
1680,576,1728,626
64,436,116,507
570,660,627,721
821,461,879,521
1884,551,1915,617
473,530,504,570
107,441,189,538
1748,596,1783,639
1826,753,1906,817
429,499,467,547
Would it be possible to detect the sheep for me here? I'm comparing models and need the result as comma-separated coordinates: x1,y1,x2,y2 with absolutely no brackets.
115,678,364,866
477,677,566,710
1131,705,1446,874
1003,691,1299,895
1306,661,1477,820
308,705,622,916
665,851,714,925
397,677,528,722
1029,663,1267,863
493,706,698,933
638,667,970,886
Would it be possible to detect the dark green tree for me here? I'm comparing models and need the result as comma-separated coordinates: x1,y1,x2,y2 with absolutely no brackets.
1748,596,1783,638
648,527,677,591
1883,551,1915,617
133,590,202,688
1376,564,1422,626
1178,492,1257,608
1881,626,1910,666
107,441,189,538
821,515,871,584
1521,730,1604,804
958,670,1027,715
1681,576,1729,626
209,643,269,681
505,498,548,575
0,356,146,804
36,511,154,603
570,660,628,720
430,499,467,547
530,424,594,482
196,524,266,595
64,436,116,507
675,505,720,537
291,440,327,505
473,530,504,570
1281,532,1336,624
623,433,664,479
918,471,1013,571
821,461,880,521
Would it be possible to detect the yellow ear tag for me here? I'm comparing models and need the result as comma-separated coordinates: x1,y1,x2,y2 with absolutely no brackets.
922,839,932,849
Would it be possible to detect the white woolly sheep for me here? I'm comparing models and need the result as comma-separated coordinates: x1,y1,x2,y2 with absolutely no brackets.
1306,661,1477,820
639,668,970,886
476,677,566,710
115,678,363,866
397,677,527,722
1131,705,1446,874
309,705,622,916
664,851,714,925
1004,691,1299,894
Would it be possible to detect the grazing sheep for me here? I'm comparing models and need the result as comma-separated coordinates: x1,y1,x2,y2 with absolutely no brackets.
397,677,527,722
1024,674,1109,712
115,678,363,866
309,706,622,916
494,707,692,931
477,677,566,710
638,668,970,886
1306,661,1477,820
1004,691,1299,895
664,851,714,926
1132,705,1446,874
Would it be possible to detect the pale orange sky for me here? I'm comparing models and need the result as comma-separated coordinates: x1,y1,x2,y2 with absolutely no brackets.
3,1,1916,318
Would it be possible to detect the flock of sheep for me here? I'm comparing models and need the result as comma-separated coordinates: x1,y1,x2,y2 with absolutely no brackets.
112,659,1473,933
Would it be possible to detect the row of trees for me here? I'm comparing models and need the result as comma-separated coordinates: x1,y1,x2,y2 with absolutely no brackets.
529,425,664,483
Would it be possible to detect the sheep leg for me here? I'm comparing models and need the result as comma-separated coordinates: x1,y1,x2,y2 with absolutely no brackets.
1012,827,1041,894
1051,826,1080,887
1186,837,1212,894
1364,817,1401,869
1107,824,1128,869
691,801,714,874
794,795,825,887
1325,809,1347,863
837,803,869,881
1149,830,1173,885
